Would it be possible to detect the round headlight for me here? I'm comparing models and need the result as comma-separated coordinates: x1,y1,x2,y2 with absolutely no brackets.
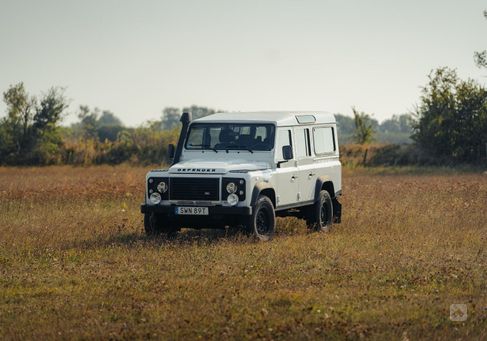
226,182,237,194
149,192,161,204
227,193,239,206
157,181,168,193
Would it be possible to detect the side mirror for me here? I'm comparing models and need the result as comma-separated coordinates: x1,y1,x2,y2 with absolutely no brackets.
282,145,293,161
168,144,175,159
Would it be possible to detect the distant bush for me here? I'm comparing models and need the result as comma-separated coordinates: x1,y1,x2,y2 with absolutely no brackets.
62,127,178,166
340,143,462,167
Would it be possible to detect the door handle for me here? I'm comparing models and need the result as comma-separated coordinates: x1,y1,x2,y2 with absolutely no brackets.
308,173,316,177
291,175,298,181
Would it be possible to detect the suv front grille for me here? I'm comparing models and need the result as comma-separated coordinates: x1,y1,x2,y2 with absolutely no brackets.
169,177,220,201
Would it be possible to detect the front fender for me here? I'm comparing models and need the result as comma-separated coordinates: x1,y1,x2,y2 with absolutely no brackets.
250,182,274,206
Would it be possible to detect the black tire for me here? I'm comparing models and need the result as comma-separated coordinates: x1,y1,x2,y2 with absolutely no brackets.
244,195,275,241
307,190,333,232
144,212,178,236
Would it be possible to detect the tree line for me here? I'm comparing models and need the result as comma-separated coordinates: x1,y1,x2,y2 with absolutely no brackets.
0,67,486,166
0,88,219,165
335,111,414,145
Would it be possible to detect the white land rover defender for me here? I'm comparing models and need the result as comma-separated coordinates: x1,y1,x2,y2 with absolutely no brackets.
141,111,342,240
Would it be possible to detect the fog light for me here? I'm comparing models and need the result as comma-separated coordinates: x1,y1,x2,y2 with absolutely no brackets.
227,193,239,206
157,181,168,193
149,192,161,204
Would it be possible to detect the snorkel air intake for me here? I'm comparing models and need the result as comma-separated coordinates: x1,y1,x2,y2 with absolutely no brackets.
172,111,192,165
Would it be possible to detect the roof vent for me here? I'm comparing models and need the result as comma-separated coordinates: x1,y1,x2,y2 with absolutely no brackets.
296,115,316,124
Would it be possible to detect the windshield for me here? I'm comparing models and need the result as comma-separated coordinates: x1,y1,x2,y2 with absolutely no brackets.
185,123,275,151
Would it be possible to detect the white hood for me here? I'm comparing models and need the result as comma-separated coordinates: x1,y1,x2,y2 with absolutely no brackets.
169,159,270,174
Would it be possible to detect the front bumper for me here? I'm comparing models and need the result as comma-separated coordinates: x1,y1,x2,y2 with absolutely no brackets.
140,204,252,216
141,203,251,229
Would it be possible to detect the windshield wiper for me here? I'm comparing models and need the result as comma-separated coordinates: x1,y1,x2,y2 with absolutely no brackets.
225,146,254,153
188,144,218,153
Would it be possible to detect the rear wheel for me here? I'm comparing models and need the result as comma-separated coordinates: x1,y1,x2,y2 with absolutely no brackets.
244,195,275,241
144,212,178,236
307,190,333,232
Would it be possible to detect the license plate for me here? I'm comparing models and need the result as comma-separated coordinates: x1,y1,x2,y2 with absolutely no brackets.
174,207,209,215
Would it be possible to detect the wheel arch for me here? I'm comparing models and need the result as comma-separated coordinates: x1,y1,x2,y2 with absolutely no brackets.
251,182,276,208
315,176,336,203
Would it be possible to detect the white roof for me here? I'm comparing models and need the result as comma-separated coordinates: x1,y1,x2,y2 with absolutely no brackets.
194,111,336,126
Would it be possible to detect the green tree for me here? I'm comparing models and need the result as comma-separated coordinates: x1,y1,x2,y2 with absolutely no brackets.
33,87,67,132
30,87,68,164
97,110,124,141
182,105,216,120
161,107,181,130
77,105,99,139
352,107,375,144
73,107,125,141
0,83,36,161
0,83,67,164
335,114,355,134
98,110,123,127
413,67,487,163
380,114,413,133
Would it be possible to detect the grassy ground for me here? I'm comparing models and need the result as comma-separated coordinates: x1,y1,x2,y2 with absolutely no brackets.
0,165,486,340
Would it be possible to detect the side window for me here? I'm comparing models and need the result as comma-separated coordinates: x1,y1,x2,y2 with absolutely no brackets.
276,129,292,161
295,128,311,158
313,127,336,155
295,129,306,158
305,128,311,156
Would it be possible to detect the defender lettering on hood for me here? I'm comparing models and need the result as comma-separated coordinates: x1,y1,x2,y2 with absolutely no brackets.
168,160,271,174
176,168,217,173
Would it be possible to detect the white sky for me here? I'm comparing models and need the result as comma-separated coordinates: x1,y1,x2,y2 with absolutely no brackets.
0,0,486,126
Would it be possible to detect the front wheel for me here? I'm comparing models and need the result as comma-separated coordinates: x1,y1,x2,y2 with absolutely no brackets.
307,190,333,232
144,212,178,236
244,195,275,241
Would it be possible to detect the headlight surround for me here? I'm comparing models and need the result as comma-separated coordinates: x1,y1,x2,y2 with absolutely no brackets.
227,193,239,206
222,178,245,202
148,177,169,201
149,192,162,204
157,181,168,193
226,182,237,194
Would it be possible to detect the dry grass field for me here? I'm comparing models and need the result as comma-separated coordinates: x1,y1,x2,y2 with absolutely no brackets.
1,165,486,340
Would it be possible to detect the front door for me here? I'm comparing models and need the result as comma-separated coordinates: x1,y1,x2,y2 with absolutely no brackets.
274,128,298,207
293,126,316,203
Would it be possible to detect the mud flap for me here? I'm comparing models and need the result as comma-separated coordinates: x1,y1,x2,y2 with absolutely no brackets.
332,197,342,223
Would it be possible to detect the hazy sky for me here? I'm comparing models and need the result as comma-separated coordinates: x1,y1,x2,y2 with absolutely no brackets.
0,0,485,126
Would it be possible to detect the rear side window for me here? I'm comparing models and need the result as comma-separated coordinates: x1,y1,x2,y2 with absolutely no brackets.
313,127,335,155
294,127,312,159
